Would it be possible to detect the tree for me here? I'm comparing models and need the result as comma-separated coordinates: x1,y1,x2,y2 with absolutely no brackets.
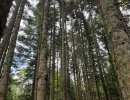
60,0,67,100
98,0,130,99
0,0,27,99
36,0,49,99
0,0,21,65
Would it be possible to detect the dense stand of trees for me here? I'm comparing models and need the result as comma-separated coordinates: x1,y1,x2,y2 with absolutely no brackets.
0,0,130,100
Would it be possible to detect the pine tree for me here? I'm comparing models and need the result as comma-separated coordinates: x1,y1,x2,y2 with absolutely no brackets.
98,0,130,99
0,0,21,64
0,0,27,99
36,0,49,99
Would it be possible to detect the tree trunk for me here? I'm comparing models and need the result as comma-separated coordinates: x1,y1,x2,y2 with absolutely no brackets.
60,0,66,100
0,44,8,73
0,0,26,99
0,0,13,39
0,0,21,61
98,0,130,99
36,0,49,99
51,1,56,99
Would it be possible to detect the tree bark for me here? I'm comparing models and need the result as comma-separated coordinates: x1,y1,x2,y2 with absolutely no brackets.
0,0,21,61
98,0,130,99
0,44,8,73
36,0,49,99
0,0,26,99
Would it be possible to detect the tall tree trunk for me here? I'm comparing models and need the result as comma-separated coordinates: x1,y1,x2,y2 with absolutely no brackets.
0,0,26,99
0,0,21,61
60,0,66,100
34,6,44,100
0,0,13,39
65,18,70,100
98,0,130,99
51,26,55,100
36,0,49,99
51,1,56,99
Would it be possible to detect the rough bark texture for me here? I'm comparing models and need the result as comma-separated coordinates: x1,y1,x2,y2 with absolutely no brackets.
98,0,130,99
36,0,49,100
0,0,26,100
0,0,21,61
0,0,13,39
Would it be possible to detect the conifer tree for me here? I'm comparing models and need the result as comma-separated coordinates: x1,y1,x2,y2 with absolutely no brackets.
0,0,21,64
36,0,49,99
98,0,130,99
0,0,27,99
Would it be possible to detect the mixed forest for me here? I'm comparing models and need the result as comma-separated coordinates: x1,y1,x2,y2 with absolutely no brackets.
0,0,130,100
